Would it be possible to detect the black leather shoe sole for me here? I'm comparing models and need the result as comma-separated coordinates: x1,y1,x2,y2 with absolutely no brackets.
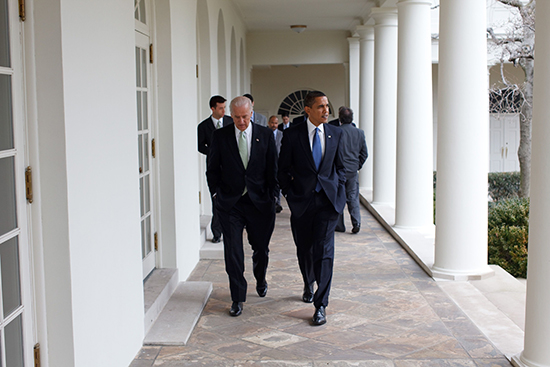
352,226,360,234
212,237,221,243
229,302,243,317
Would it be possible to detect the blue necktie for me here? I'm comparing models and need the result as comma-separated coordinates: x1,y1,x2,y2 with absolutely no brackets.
312,127,322,191
312,127,322,170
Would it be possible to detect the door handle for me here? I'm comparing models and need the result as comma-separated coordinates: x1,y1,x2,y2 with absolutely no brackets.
506,147,508,158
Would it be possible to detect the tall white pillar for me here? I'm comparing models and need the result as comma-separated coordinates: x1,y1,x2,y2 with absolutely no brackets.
348,37,360,117
371,9,398,206
512,2,550,366
356,25,375,191
432,0,493,280
394,0,433,228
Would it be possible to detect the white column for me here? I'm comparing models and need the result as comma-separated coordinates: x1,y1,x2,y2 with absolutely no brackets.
356,25,375,191
371,9,398,206
348,37,360,116
432,0,493,280
394,0,433,228
512,2,550,366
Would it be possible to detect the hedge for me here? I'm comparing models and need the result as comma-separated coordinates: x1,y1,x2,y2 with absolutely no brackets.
487,198,529,278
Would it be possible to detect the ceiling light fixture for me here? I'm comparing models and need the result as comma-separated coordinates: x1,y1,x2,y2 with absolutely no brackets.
290,25,307,34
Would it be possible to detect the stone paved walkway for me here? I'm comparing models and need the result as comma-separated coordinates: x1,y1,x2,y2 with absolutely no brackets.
131,202,512,367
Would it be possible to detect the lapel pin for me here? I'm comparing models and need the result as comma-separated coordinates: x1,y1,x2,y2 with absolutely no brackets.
256,138,259,142
328,135,332,138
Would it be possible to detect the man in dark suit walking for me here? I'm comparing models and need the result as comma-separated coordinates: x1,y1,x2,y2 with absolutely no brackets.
207,96,278,317
278,113,291,131
278,91,346,325
334,107,368,234
268,115,284,213
197,95,233,243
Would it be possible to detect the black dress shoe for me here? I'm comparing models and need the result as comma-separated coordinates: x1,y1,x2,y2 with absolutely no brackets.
275,204,283,213
302,284,314,303
256,282,268,297
212,236,221,243
335,227,345,233
229,302,243,317
352,226,360,234
312,306,326,326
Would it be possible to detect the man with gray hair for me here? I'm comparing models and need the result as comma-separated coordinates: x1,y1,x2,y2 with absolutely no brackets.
207,96,278,317
334,107,368,234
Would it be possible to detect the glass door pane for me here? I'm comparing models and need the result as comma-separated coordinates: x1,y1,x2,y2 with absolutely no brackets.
136,31,155,279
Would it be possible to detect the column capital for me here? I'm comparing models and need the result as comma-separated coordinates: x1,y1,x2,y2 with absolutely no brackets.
347,37,360,49
370,7,398,27
355,25,375,40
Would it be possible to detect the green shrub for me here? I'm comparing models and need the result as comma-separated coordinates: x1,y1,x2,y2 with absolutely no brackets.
487,198,529,278
488,172,520,202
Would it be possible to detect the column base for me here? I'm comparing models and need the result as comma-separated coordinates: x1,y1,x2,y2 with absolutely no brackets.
511,352,548,367
431,265,494,281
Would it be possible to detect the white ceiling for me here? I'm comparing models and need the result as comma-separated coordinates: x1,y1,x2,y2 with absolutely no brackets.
230,0,381,33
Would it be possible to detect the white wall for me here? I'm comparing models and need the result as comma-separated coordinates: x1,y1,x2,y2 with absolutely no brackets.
251,64,348,120
59,1,144,366
30,0,145,366
247,30,349,67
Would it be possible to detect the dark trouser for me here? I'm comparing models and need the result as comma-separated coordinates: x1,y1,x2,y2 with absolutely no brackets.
290,190,338,308
218,194,275,302
336,172,361,232
211,194,222,239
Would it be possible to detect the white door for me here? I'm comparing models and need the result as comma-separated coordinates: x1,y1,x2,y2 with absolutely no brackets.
0,0,34,365
489,114,520,172
135,31,156,279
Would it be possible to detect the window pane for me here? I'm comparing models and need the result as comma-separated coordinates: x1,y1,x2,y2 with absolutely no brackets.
145,216,151,254
141,220,146,258
141,49,147,88
138,135,143,174
139,177,144,217
0,157,17,236
139,0,146,24
143,133,149,172
5,314,24,367
0,74,14,150
1,236,21,318
134,0,139,21
135,47,141,88
142,91,148,130
0,0,10,68
144,175,150,214
136,91,142,130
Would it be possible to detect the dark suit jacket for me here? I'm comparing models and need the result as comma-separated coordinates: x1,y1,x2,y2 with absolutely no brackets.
278,123,290,132
197,115,233,155
339,123,368,179
207,123,278,214
291,115,307,127
328,118,340,127
278,122,346,218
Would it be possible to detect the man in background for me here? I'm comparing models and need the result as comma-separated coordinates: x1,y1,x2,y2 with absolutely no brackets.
334,107,368,234
243,93,268,127
278,113,291,131
268,115,283,213
197,95,233,243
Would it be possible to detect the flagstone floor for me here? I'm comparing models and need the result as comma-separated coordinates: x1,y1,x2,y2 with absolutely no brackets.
131,202,512,367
